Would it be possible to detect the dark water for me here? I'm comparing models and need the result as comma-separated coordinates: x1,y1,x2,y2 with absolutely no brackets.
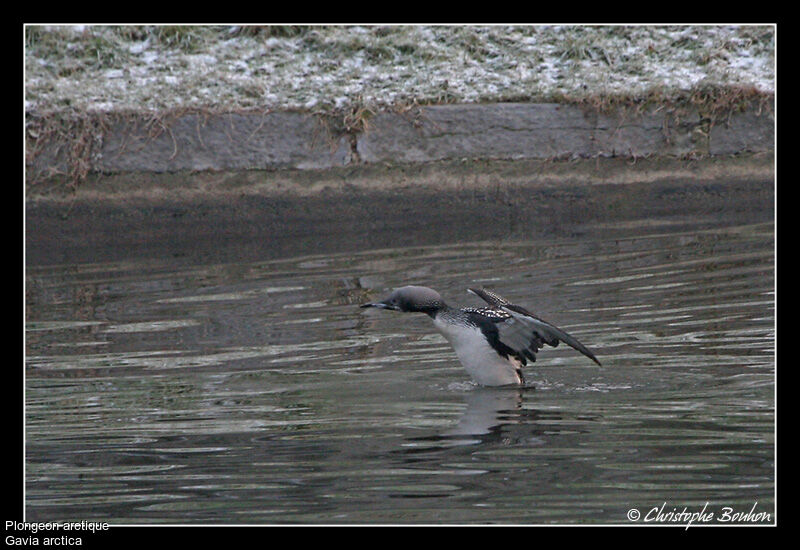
25,217,774,524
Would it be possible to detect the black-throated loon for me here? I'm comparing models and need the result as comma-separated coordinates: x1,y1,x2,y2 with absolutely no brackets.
360,286,601,386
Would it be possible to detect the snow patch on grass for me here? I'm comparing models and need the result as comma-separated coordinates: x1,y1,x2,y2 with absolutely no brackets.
25,25,774,115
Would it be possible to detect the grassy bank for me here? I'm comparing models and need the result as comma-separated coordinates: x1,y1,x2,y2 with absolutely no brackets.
25,25,775,188
26,25,774,115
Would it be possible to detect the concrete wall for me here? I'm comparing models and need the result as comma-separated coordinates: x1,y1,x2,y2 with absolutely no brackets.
26,103,774,181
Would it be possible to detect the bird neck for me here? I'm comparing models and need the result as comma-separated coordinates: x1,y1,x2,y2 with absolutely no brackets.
420,301,450,318
426,302,456,319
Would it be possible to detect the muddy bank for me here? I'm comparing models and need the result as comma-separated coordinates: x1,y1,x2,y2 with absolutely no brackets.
26,155,774,266
25,27,775,268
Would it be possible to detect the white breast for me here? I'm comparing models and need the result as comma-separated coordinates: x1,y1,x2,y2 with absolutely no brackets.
432,316,522,386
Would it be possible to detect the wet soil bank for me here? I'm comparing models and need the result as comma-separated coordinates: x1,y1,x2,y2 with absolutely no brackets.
26,154,773,267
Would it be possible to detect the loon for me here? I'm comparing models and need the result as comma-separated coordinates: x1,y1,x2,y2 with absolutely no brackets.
360,286,601,386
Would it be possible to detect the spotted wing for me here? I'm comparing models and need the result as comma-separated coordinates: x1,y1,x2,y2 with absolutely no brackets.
461,306,538,366
467,287,511,307
468,287,602,366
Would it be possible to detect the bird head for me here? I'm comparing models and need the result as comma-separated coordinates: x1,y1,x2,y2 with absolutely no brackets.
360,285,444,314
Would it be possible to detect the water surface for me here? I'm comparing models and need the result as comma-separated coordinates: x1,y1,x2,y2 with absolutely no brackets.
25,217,775,524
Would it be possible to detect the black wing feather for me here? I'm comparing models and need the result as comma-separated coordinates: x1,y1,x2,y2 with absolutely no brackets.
467,287,602,366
